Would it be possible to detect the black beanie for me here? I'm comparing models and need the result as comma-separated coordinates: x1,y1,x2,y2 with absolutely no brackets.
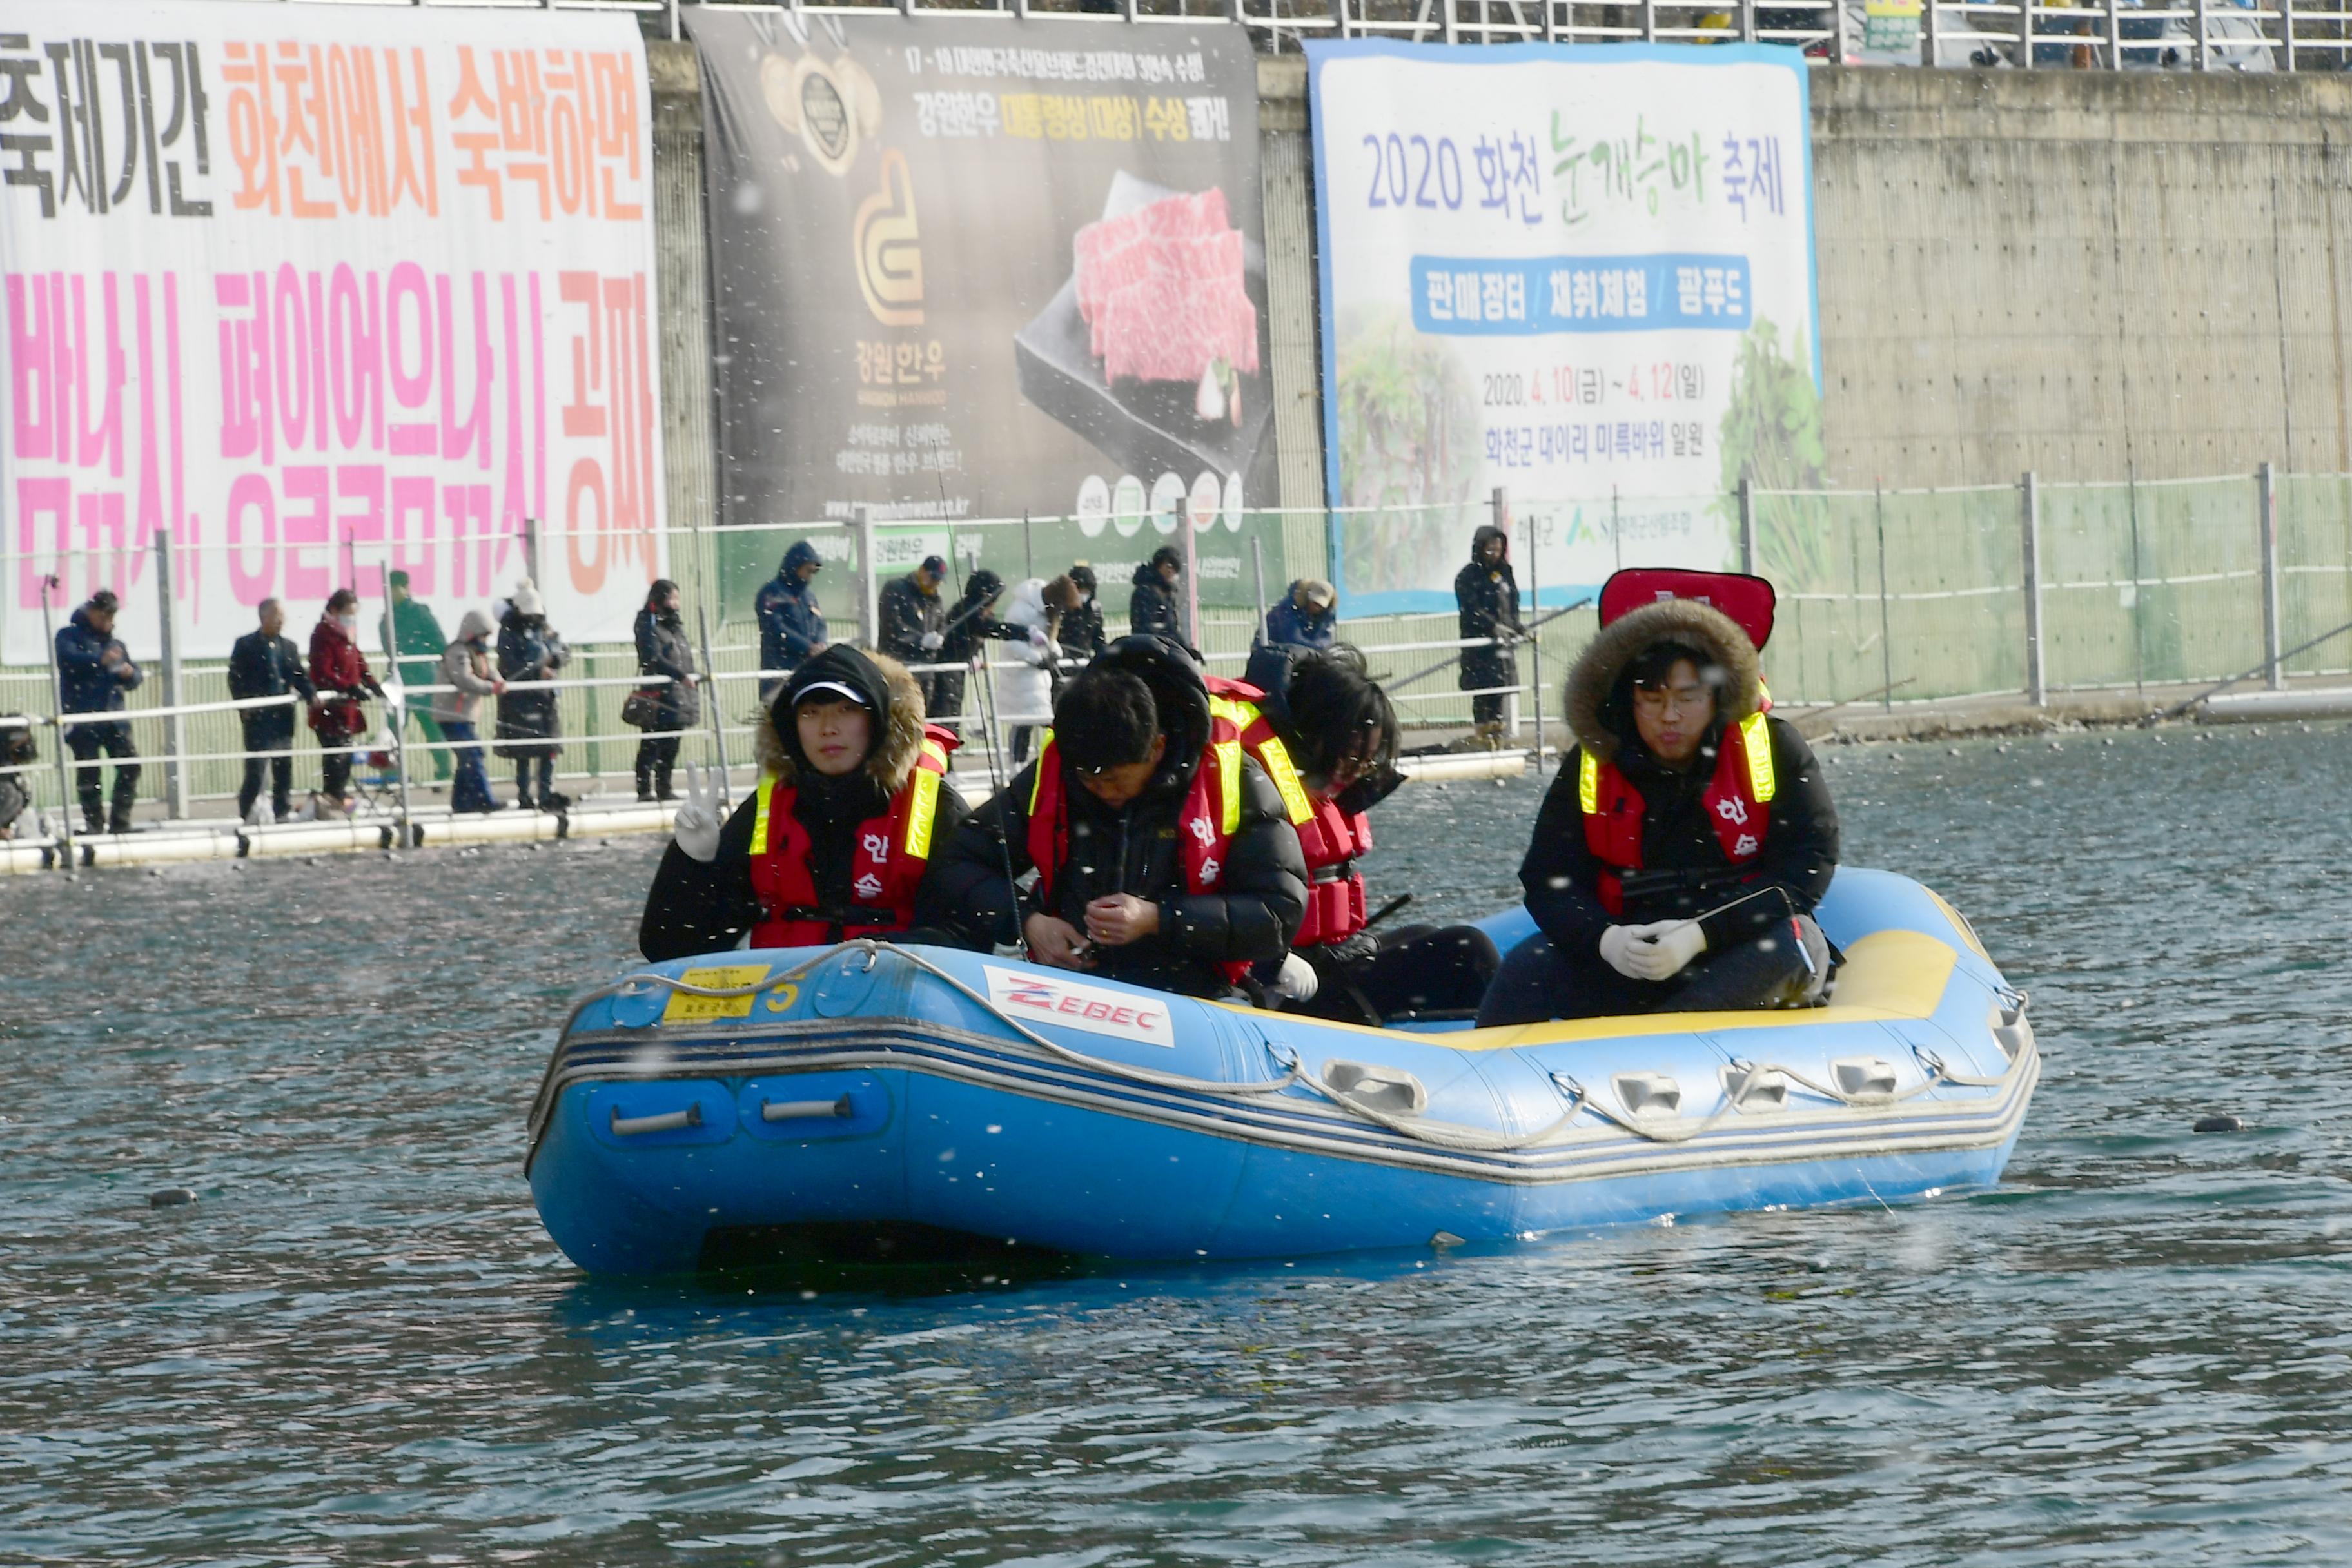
772,645,894,769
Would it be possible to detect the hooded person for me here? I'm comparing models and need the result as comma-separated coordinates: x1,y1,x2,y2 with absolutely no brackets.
1453,525,1523,746
1475,596,1839,1028
638,645,970,961
435,607,507,814
308,588,385,814
631,579,700,802
1129,545,1193,653
878,555,950,714
1058,564,1108,664
930,568,1026,729
929,634,1308,1001
1210,642,1500,1024
55,588,144,834
755,539,828,701
1263,578,1338,651
495,578,570,810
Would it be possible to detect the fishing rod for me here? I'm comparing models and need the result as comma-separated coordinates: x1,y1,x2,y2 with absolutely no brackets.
1377,597,1593,697
1789,677,1917,738
2151,612,2352,722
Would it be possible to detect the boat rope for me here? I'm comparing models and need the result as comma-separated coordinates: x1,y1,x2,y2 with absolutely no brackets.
556,943,2030,1155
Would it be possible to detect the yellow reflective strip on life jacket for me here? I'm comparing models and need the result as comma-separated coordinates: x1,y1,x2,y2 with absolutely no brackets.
1740,712,1776,802
1255,732,1315,827
749,773,779,856
920,738,949,770
903,765,941,859
1028,729,1054,815
1216,738,1242,832
1578,748,1600,816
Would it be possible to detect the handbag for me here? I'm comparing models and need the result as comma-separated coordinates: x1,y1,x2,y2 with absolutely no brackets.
620,686,662,729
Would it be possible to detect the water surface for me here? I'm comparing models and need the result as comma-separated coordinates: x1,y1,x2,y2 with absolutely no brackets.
7,724,2351,1565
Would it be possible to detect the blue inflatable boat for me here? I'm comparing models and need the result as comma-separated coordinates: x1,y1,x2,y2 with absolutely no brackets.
525,868,2038,1275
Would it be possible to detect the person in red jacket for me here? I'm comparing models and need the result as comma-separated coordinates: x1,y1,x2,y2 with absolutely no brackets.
308,589,384,814
1220,642,1500,1023
637,644,972,961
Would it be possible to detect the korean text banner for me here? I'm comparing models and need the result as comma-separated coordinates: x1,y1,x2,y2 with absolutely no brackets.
0,0,664,665
1307,41,1818,614
686,10,1270,610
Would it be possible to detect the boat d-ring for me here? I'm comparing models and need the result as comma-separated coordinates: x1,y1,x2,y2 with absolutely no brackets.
611,1101,704,1136
761,1093,855,1124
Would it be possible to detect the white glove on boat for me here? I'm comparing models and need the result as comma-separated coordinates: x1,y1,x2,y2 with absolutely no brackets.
1598,925,1646,979
920,632,945,652
1272,952,1320,1003
672,763,722,863
1621,919,1706,982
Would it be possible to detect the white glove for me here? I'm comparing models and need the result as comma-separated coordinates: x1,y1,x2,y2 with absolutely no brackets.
1614,919,1707,983
920,632,945,652
671,762,723,863
1598,924,1646,979
1026,626,1050,649
1271,951,1320,1003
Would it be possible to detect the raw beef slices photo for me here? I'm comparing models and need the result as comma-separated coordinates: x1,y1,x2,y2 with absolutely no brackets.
1072,186,1259,387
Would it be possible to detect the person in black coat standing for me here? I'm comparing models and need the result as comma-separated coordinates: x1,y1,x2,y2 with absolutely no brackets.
226,597,319,823
496,579,570,810
631,580,700,802
1059,564,1108,665
1475,596,1839,1026
1128,545,1191,652
878,555,950,714
1455,524,1524,747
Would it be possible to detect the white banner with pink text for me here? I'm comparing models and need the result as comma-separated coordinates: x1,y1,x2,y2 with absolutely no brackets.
0,0,665,665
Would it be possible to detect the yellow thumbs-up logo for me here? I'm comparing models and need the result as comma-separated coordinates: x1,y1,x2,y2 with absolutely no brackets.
854,149,923,328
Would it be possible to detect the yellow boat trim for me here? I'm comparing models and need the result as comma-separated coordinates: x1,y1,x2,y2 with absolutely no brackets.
1214,928,1961,1050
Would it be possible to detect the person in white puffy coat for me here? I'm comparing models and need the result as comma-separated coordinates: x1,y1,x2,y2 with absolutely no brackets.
998,574,1079,763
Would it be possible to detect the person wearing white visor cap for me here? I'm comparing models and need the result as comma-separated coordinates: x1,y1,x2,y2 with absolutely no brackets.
638,644,973,961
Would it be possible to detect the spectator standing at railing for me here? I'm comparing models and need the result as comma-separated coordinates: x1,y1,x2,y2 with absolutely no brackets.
227,598,319,825
387,571,453,784
0,718,36,839
309,589,386,816
1059,564,1108,664
1129,546,1191,651
435,609,507,815
935,569,1027,730
57,588,144,835
632,579,701,803
755,540,828,704
879,555,949,713
496,579,571,812
1263,578,1338,651
1455,524,1524,749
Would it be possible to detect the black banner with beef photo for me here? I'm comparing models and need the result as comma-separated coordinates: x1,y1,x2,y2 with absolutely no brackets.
688,12,1271,575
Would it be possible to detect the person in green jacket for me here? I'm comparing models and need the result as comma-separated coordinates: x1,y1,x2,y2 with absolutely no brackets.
389,571,453,781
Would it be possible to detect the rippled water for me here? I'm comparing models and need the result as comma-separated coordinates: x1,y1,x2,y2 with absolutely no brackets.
9,724,2352,1565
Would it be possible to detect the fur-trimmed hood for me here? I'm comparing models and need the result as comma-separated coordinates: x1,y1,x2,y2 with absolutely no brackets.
1563,598,1763,762
752,647,928,790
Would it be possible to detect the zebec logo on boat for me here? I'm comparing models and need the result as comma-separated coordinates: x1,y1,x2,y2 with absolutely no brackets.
981,966,1177,1049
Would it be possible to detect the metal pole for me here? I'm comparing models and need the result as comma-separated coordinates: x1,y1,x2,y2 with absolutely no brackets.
1874,482,1894,714
154,528,188,820
696,602,732,807
1250,534,1270,645
2128,461,2146,700
2018,0,2034,66
1925,0,1941,63
39,575,76,859
1741,0,1758,41
1643,0,1658,41
2021,471,2046,706
1022,511,1034,583
1492,486,1520,738
2104,0,2120,66
1177,496,1198,649
524,516,543,586
2195,0,2211,69
1522,505,1546,772
2260,460,2284,689
2282,0,2295,73
854,505,879,648
1833,0,1850,59
380,571,410,849
1738,475,1757,575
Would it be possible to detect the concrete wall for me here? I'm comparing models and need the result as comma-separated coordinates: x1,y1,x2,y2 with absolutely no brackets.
1813,68,2352,487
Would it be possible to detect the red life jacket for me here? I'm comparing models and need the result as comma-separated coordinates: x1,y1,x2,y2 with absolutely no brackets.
1023,713,1252,983
1205,677,1369,949
747,725,957,947
1577,712,1779,917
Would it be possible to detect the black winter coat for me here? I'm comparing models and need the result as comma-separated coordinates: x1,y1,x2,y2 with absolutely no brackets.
1455,526,1523,693
1128,562,1185,645
878,574,945,665
496,614,567,757
633,607,700,729
226,630,316,747
1058,598,1107,663
638,775,973,962
1520,714,1839,959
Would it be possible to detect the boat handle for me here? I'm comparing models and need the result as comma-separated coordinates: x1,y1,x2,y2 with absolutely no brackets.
762,1093,854,1123
610,1101,704,1136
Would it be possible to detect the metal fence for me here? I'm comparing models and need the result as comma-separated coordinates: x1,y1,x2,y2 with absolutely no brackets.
6,466,2351,836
